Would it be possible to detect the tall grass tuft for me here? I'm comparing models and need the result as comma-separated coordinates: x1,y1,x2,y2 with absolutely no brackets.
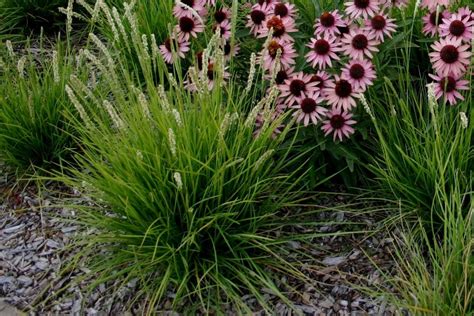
388,182,473,315
0,39,84,175
54,10,326,312
367,72,473,228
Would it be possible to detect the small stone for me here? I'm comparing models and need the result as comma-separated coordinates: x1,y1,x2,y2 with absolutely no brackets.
46,239,60,249
3,224,25,233
0,276,14,285
319,298,334,309
17,276,33,287
35,261,49,270
349,250,361,260
294,304,316,314
339,300,348,307
322,256,346,266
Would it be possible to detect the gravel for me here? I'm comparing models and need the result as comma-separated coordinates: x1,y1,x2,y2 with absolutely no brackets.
0,175,403,315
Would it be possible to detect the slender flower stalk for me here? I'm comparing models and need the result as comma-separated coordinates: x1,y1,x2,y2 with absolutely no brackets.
52,51,60,84
6,40,14,57
17,56,27,78
245,53,257,93
460,112,468,129
172,109,183,126
173,172,183,190
158,85,171,112
103,100,125,130
168,128,177,157
65,85,92,128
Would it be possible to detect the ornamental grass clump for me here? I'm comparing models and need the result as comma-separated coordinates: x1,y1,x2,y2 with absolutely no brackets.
59,12,318,312
0,40,82,175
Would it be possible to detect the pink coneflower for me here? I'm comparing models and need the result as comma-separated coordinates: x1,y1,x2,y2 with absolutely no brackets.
206,0,216,6
429,37,471,76
246,3,272,36
173,0,207,18
364,13,397,42
345,0,380,19
159,37,190,64
309,70,331,97
213,7,231,25
341,59,376,92
262,39,297,71
176,15,205,41
305,35,342,69
429,73,469,105
324,75,362,111
422,10,451,37
439,14,474,42
223,41,240,60
213,19,232,40
270,65,296,87
279,72,319,106
272,2,298,20
341,29,379,60
258,15,298,42
421,0,450,11
457,7,473,22
322,108,357,141
292,91,327,127
314,10,346,36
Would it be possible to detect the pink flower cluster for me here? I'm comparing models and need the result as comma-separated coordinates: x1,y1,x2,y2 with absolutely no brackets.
250,0,399,141
422,4,473,105
159,0,238,90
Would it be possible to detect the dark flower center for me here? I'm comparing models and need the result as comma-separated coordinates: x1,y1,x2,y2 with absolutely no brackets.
289,79,306,96
196,51,203,69
301,98,317,113
250,10,266,25
258,0,272,4
337,24,350,36
371,15,386,30
320,12,335,27
314,39,330,55
449,20,466,36
179,17,195,33
267,16,286,37
354,0,370,9
330,114,345,129
352,34,368,50
207,63,215,80
440,76,456,92
224,42,231,55
182,0,194,7
310,75,325,88
268,40,284,58
440,45,459,64
276,69,289,85
164,38,172,51
429,11,443,26
214,10,227,23
274,3,289,17
335,79,353,97
349,64,365,79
